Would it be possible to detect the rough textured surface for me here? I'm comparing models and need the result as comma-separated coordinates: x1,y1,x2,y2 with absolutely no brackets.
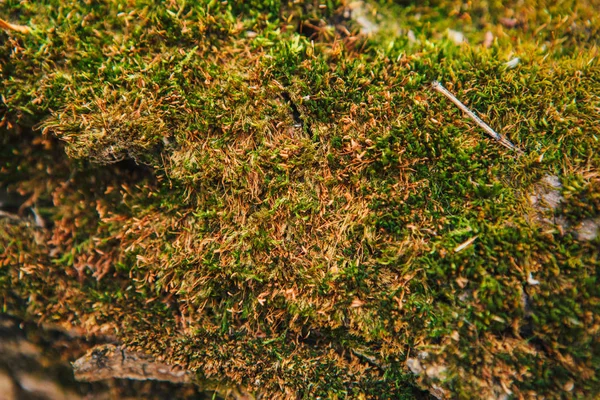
73,344,191,384
1,0,599,398
0,315,210,399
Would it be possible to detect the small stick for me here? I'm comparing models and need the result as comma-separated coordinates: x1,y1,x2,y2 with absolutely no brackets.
0,18,31,34
454,235,478,253
431,81,523,154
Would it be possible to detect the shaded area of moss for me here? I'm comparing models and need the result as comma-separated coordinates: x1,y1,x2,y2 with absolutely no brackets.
1,0,599,398
0,314,211,399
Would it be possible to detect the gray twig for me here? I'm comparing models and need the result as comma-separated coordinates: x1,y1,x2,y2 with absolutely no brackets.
432,81,523,154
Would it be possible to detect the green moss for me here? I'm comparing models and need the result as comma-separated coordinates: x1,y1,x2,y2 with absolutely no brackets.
1,0,599,398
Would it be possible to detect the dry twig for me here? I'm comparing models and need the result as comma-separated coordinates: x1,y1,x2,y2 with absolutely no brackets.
0,17,31,34
432,81,523,154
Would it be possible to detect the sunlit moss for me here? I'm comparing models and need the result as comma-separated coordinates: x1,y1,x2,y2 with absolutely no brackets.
1,0,599,398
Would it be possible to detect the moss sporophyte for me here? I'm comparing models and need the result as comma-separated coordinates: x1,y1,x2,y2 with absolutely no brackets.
1,0,599,398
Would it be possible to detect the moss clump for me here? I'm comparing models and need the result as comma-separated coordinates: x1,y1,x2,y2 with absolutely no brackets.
1,0,599,398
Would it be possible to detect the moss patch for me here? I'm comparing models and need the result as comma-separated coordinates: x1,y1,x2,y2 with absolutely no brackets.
1,0,599,398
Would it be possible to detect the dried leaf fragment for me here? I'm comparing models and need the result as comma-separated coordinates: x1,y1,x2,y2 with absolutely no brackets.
350,298,365,308
0,18,31,34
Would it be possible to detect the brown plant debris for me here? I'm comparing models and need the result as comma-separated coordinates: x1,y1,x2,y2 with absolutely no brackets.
72,344,191,384
0,17,30,34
